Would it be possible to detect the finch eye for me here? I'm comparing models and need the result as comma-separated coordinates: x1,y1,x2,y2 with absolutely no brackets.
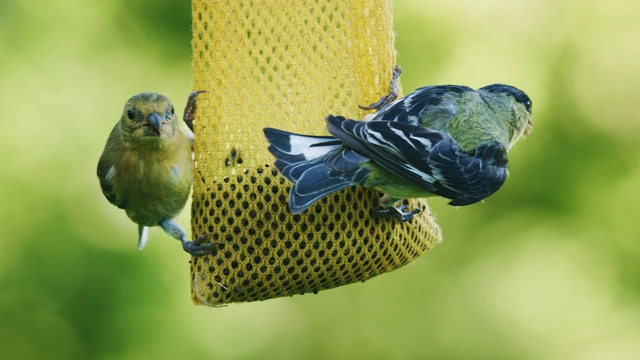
166,107,175,119
525,100,532,113
126,109,135,120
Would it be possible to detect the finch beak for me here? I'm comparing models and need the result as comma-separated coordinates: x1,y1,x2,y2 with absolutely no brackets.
146,112,164,136
525,118,533,136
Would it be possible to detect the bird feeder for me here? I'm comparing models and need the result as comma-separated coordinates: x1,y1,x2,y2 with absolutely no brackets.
190,0,442,306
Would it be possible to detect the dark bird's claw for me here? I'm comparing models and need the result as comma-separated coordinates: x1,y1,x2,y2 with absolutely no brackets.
183,90,206,132
182,233,221,256
359,64,401,111
373,204,421,222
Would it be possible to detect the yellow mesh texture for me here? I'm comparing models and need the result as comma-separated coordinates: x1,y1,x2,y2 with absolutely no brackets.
190,0,442,306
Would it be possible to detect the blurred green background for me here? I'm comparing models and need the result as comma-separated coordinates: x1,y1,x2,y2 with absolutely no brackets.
2,0,640,359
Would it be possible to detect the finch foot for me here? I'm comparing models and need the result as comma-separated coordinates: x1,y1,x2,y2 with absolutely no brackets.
373,204,421,222
359,64,401,111
183,90,206,133
181,234,221,256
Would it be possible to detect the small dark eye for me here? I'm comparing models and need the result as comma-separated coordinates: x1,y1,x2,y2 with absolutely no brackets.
166,107,175,119
525,100,532,113
127,109,135,120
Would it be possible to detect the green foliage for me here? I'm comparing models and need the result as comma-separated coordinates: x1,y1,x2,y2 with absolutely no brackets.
1,0,640,359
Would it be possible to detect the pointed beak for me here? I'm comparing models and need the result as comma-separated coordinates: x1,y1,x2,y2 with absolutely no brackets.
525,118,533,136
146,112,163,136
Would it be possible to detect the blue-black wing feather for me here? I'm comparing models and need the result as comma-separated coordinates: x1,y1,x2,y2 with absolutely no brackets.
372,85,475,124
325,115,508,205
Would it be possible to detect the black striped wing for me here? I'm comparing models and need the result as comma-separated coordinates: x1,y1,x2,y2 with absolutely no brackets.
325,115,508,205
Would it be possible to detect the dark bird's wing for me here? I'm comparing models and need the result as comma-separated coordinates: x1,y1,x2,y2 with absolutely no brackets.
325,115,508,205
371,85,475,125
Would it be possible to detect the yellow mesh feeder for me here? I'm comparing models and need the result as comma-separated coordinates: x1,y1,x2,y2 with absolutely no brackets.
190,0,442,306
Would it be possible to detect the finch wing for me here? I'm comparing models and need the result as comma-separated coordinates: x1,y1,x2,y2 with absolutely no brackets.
325,115,508,205
97,124,125,209
97,161,122,208
371,85,474,125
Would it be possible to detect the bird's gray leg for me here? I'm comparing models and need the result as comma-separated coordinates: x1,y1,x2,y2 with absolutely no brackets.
359,64,402,111
183,90,206,133
159,219,216,256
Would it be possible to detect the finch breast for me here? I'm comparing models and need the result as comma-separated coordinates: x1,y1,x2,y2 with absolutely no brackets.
118,147,193,226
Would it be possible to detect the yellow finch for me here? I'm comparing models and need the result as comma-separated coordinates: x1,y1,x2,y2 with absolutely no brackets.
97,91,213,255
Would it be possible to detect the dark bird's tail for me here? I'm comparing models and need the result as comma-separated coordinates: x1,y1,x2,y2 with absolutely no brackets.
263,126,371,214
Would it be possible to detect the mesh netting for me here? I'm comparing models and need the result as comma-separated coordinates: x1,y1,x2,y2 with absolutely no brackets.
190,0,442,305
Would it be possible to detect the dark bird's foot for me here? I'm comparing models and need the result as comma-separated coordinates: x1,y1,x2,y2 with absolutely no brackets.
359,64,401,111
183,90,206,133
182,234,220,256
373,204,421,222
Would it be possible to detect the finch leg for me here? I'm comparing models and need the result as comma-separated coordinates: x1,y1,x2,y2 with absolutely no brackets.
183,90,206,133
159,219,217,256
372,204,421,222
359,64,401,111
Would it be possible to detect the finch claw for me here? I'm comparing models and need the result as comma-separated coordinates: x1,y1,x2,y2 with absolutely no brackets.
181,234,222,256
183,90,206,132
372,204,421,222
359,64,401,111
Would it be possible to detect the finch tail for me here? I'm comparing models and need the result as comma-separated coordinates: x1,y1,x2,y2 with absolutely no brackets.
263,127,371,214
138,225,149,250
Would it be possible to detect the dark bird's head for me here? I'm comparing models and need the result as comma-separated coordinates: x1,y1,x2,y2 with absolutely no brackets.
120,92,177,144
480,84,533,146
